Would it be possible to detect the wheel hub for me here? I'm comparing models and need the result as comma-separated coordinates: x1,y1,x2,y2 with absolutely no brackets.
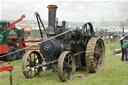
29,62,36,67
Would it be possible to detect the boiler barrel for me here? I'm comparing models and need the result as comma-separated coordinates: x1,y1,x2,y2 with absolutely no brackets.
40,39,63,58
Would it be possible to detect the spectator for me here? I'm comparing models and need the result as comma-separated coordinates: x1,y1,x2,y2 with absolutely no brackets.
121,40,128,61
120,34,125,61
120,34,125,46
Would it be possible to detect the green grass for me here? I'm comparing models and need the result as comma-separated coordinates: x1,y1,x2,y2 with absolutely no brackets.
1,41,128,85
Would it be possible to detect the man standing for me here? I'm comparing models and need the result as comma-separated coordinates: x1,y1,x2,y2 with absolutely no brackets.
120,34,124,46
121,40,128,61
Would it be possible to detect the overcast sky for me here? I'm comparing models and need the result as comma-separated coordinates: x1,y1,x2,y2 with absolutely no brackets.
0,0,128,22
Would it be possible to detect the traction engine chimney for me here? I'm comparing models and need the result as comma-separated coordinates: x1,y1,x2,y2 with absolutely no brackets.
47,5,58,29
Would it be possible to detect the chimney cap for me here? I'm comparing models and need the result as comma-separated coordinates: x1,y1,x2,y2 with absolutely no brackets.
47,5,58,10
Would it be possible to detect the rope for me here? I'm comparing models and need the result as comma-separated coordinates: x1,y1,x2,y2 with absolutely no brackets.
0,27,76,59
0,50,86,78
74,51,85,56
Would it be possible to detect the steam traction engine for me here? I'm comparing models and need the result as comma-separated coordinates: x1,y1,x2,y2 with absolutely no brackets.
0,15,26,61
22,5,105,81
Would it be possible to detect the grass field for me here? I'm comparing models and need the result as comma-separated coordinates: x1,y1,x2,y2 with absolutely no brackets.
0,41,128,85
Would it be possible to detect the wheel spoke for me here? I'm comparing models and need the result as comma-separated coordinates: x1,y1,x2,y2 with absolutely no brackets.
34,54,36,62
94,51,100,55
30,70,33,77
95,41,103,70
67,71,70,80
34,68,37,76
26,64,30,67
67,71,72,80
30,53,32,62
27,69,32,74
95,45,102,55
67,56,70,64
27,58,31,62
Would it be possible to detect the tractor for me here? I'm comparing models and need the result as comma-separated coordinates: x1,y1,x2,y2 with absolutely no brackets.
22,5,105,82
0,15,26,61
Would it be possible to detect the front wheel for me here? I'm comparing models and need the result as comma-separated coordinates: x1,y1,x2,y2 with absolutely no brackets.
6,47,17,61
58,51,76,82
17,49,26,59
22,50,43,78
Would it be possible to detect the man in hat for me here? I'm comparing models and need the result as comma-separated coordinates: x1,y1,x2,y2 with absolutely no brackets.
120,34,125,46
121,40,128,61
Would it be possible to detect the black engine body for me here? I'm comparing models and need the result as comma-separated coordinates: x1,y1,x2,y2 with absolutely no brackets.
40,22,95,67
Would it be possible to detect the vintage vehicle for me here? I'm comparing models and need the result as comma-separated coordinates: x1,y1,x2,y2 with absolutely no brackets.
22,5,105,82
0,15,26,61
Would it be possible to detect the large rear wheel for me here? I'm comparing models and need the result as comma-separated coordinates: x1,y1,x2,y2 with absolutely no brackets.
86,38,105,73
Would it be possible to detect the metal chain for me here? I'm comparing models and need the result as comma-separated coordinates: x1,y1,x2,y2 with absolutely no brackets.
0,50,86,78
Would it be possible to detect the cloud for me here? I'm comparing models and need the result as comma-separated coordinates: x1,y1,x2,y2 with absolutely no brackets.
1,0,128,22
0,1,1,19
